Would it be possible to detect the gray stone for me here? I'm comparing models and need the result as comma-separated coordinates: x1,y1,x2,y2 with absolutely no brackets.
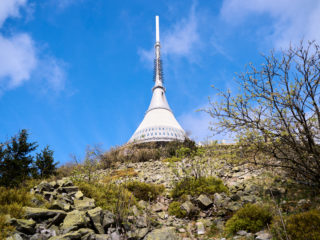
95,234,109,240
136,215,148,228
102,210,115,229
9,218,36,234
47,213,68,228
87,207,104,234
197,194,213,209
181,201,195,214
255,230,272,240
138,200,148,209
236,230,248,236
196,221,205,235
144,227,178,240
30,233,48,240
37,181,54,193
6,233,23,240
57,179,73,187
61,210,89,231
110,231,121,240
24,207,67,221
75,191,84,199
213,193,223,207
136,228,149,239
74,197,95,211
43,191,56,201
152,202,165,212
59,186,79,194
49,199,71,212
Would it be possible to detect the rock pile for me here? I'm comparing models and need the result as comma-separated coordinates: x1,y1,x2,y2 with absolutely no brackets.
6,179,180,240
5,157,284,240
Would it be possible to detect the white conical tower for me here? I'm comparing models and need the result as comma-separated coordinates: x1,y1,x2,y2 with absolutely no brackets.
129,16,186,144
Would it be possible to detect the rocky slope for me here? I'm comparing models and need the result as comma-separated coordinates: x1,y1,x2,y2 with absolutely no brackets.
6,157,290,240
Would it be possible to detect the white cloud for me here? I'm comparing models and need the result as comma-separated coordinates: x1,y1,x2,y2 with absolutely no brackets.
0,34,36,91
162,6,199,58
37,57,66,92
139,4,200,63
0,0,66,94
220,0,320,48
0,0,27,27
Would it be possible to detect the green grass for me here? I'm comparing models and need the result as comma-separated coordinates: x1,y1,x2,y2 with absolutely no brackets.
125,181,165,201
225,204,273,234
171,176,228,199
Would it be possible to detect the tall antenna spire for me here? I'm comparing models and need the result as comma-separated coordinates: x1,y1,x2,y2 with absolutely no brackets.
128,15,186,144
153,15,163,87
156,15,160,42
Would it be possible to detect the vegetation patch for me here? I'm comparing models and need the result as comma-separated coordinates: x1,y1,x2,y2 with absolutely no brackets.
76,181,135,214
103,168,138,182
168,201,187,218
162,156,182,163
125,181,165,201
271,209,320,240
171,176,228,199
225,204,273,234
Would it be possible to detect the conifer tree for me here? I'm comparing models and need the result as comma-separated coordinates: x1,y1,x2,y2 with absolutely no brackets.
35,146,58,178
0,129,38,187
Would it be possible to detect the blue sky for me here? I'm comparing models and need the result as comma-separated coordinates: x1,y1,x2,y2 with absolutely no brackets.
1,0,320,164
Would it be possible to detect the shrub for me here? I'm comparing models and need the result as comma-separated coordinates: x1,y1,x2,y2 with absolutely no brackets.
168,201,187,218
225,204,273,234
0,215,15,240
171,176,228,199
125,181,165,201
0,187,33,218
271,209,320,240
162,156,182,163
76,181,135,213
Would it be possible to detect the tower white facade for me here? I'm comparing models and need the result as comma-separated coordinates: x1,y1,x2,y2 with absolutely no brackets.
128,16,186,144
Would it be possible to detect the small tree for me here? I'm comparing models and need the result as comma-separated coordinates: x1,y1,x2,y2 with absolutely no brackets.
206,41,320,187
71,145,102,182
0,129,38,187
35,146,58,178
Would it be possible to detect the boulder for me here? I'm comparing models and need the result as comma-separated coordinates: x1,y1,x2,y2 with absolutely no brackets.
181,201,198,216
47,212,66,228
5,233,23,240
36,181,54,193
102,210,115,229
9,218,36,234
255,230,272,240
152,202,165,212
196,221,205,235
24,207,66,221
43,191,56,201
213,193,223,207
197,194,213,209
136,215,148,228
144,227,178,240
57,179,73,187
49,199,71,212
110,231,121,240
75,191,84,200
59,186,79,194
95,234,109,240
61,210,89,231
87,207,104,234
74,197,95,211
48,228,94,240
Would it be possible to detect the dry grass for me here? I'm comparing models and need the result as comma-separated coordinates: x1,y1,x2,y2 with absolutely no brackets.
102,168,138,182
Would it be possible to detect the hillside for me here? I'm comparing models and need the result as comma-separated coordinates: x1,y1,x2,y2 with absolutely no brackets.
2,143,320,240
